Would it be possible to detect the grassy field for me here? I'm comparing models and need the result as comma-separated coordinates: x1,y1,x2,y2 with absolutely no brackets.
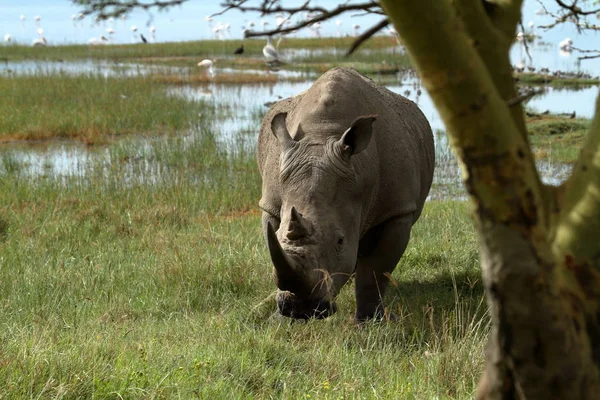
1,36,592,398
1,36,411,76
0,113,485,398
515,72,600,86
526,114,590,163
0,73,210,144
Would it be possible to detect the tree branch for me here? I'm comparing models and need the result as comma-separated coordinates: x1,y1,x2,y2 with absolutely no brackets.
345,18,389,56
221,1,382,38
453,0,528,138
555,90,600,265
379,0,547,234
73,0,187,18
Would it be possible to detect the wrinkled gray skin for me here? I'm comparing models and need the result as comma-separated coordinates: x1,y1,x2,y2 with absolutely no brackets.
257,67,434,322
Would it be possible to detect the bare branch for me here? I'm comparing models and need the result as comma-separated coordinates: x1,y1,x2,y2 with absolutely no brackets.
215,1,382,39
345,18,389,56
537,0,600,33
555,0,600,16
507,88,544,107
73,0,187,18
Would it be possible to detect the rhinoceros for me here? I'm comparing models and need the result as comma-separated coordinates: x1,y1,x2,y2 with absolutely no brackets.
257,67,434,322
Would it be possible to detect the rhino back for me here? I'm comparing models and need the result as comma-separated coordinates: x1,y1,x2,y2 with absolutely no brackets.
258,67,434,231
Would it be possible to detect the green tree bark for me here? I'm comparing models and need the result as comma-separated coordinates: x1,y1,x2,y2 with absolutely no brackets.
380,0,600,398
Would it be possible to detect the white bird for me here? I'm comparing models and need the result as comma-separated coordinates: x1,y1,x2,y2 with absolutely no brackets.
353,23,360,35
32,37,47,47
20,14,26,21
213,23,224,38
149,25,156,41
528,21,534,29
130,25,138,32
263,36,282,71
516,31,524,41
335,19,342,27
198,59,215,78
37,28,44,37
559,37,573,51
88,35,108,45
4,33,12,43
263,36,279,62
106,27,115,35
34,16,41,23
310,22,321,37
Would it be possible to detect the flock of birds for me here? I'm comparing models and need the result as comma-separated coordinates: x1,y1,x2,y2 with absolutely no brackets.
2,13,158,47
197,35,284,78
3,14,48,46
2,10,369,48
1,10,594,79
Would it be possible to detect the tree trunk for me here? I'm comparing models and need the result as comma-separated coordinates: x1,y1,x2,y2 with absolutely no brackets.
380,0,600,398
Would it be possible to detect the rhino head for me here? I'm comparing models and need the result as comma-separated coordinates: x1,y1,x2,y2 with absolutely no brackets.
267,112,377,320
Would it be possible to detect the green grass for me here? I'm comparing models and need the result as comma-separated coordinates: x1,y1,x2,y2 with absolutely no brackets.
0,114,486,398
0,37,401,62
0,38,493,398
515,72,600,86
1,36,411,77
526,114,589,163
0,73,209,143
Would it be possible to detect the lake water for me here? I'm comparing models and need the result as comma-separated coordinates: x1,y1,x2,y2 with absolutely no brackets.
1,0,600,72
0,61,583,199
1,0,598,198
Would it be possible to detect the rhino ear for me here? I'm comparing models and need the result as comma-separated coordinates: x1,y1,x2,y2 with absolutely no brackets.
339,114,377,156
271,112,295,150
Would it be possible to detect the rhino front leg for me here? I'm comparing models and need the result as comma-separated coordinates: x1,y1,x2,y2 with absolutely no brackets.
354,215,413,322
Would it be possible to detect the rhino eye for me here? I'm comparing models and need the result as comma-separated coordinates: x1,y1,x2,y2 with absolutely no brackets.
334,230,345,251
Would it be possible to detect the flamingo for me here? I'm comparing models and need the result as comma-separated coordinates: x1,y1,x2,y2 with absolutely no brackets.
276,15,286,27
130,25,138,43
32,36,47,46
198,59,215,79
88,35,108,45
335,19,342,36
559,37,573,51
516,31,524,41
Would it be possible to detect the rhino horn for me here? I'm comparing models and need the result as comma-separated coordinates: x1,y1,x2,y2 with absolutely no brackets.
286,206,310,240
267,222,305,293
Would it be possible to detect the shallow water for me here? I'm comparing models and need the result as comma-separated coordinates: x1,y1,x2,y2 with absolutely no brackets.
1,43,595,198
0,59,185,77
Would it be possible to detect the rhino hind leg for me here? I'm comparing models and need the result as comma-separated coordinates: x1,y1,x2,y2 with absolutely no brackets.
354,215,413,322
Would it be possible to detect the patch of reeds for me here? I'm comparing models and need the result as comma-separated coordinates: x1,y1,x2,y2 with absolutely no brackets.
0,72,209,144
526,113,589,163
